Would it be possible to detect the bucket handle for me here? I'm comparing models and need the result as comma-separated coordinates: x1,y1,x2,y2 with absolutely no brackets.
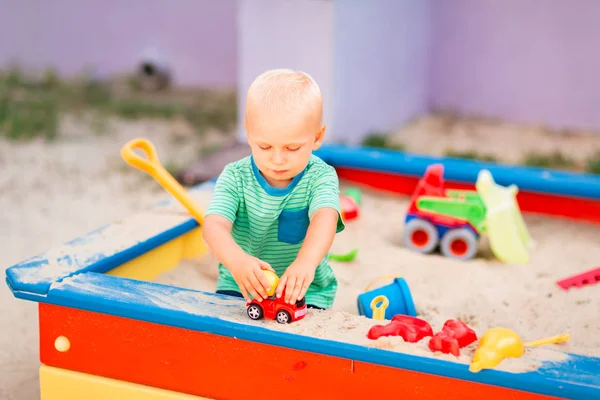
364,274,403,292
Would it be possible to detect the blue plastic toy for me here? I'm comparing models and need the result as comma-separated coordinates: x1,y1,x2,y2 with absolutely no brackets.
357,276,417,319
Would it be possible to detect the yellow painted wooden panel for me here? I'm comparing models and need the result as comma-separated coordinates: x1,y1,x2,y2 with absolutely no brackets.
40,365,210,400
107,227,207,281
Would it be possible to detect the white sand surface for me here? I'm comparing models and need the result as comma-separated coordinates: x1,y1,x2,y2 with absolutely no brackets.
1,114,599,400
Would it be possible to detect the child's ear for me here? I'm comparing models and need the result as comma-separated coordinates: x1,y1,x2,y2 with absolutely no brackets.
313,124,326,150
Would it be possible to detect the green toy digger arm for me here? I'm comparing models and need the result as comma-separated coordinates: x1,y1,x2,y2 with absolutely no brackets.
416,196,487,233
445,189,483,202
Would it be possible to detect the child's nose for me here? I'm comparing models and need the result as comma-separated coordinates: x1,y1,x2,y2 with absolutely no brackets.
271,150,286,165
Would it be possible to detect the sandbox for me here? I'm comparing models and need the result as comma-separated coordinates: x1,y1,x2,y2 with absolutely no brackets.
4,145,600,400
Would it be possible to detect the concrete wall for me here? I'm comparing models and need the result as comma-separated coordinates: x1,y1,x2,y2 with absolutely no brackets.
0,0,237,88
332,0,431,144
237,0,334,141
430,0,600,130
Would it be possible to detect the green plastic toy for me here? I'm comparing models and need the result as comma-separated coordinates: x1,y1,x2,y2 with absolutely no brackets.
329,248,359,262
403,164,533,263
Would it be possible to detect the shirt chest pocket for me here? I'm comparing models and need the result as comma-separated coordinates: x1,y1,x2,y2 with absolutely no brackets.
278,207,310,244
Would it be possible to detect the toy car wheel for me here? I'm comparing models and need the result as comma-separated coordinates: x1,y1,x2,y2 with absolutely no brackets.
403,218,439,253
276,310,291,324
440,228,478,260
247,304,264,320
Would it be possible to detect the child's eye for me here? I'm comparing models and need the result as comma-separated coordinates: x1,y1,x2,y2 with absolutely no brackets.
287,146,300,151
259,145,271,150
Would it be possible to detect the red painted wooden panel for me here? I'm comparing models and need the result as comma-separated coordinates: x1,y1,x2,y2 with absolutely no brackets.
39,303,558,399
336,167,600,224
352,361,560,400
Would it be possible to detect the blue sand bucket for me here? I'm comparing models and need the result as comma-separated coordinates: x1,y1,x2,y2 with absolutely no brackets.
357,275,416,319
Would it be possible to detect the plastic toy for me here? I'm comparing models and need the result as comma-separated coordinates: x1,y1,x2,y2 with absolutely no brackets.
340,195,359,221
121,138,205,225
357,275,416,319
404,164,532,263
262,270,280,296
344,187,362,206
368,315,433,342
470,327,570,373
340,187,362,222
368,316,477,357
428,320,478,357
329,248,359,262
246,270,308,324
557,266,600,290
247,295,307,324
370,295,389,320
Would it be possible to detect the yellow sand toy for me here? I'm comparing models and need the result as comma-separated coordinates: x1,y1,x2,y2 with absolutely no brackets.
370,295,389,320
263,270,280,297
475,170,533,264
469,327,570,373
404,164,533,263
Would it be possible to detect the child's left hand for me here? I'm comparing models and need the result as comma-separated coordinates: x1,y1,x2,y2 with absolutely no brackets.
276,261,315,304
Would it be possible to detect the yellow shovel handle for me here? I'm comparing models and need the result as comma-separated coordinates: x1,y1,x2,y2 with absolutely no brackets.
120,138,205,225
524,334,570,348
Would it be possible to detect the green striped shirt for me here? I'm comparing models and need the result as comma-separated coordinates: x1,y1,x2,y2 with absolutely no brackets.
205,154,345,309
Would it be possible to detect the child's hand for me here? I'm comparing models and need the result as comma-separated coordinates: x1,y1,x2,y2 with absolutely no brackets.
276,261,315,304
228,255,275,302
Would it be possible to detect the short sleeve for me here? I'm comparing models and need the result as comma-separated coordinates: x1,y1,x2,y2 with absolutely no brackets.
308,165,345,233
205,164,240,223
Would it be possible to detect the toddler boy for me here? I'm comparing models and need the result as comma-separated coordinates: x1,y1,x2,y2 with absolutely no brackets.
203,68,345,310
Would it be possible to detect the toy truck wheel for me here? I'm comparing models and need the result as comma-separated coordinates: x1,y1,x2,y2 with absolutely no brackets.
247,304,264,320
403,218,439,253
276,310,291,324
440,228,478,260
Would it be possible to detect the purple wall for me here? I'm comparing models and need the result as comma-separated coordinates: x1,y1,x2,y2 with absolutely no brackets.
430,0,600,130
5,0,599,130
237,0,334,141
332,0,431,144
0,0,237,88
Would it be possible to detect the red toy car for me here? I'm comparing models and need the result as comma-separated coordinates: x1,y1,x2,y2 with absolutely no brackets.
246,295,307,324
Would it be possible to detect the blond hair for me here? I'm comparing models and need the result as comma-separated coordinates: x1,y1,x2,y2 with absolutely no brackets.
245,69,323,123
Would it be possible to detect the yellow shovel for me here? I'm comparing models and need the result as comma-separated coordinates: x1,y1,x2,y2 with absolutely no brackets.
469,327,570,373
120,138,205,225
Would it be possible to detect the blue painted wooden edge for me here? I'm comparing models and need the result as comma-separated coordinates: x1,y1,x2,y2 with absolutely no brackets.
4,182,215,295
9,271,599,400
314,144,600,200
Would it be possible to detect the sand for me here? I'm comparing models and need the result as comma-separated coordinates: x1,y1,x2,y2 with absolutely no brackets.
1,113,599,399
0,115,232,400
389,113,600,166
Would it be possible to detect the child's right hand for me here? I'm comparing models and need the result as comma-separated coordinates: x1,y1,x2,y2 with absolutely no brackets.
229,255,276,302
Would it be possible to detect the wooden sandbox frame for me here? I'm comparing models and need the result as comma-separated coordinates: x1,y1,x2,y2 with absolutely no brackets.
5,144,600,400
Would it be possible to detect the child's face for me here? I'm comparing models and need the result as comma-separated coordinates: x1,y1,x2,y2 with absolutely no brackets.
245,109,325,188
